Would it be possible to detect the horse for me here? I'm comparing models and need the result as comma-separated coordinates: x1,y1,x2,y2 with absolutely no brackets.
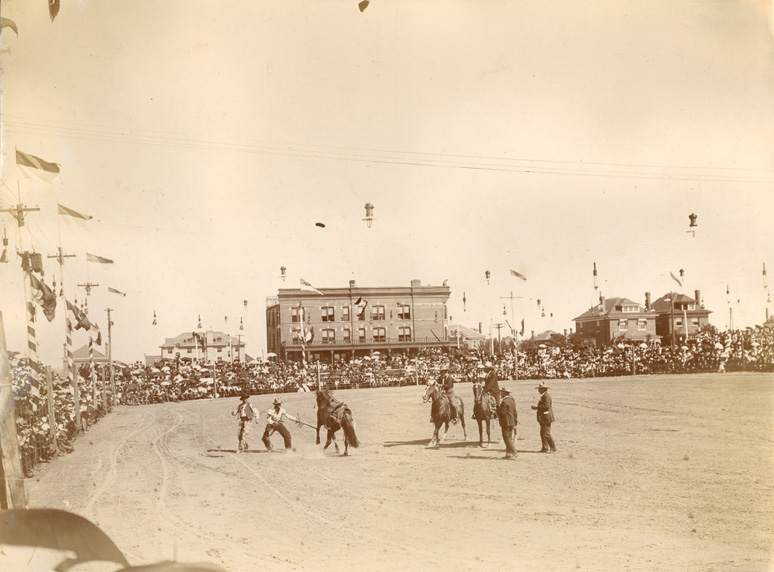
422,382,467,448
316,389,360,455
472,382,498,447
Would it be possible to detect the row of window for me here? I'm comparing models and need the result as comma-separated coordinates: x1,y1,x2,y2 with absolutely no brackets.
166,347,240,355
615,318,700,331
291,304,412,323
291,326,412,344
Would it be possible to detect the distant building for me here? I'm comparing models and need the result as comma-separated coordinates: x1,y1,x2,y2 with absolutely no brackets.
266,279,453,362
574,295,657,346
158,330,245,362
652,289,712,344
448,323,487,350
71,343,110,365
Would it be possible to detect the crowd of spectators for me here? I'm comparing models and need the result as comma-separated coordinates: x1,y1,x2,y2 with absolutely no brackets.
8,324,774,475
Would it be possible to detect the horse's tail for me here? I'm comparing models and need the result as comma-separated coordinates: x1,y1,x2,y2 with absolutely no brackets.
341,410,360,448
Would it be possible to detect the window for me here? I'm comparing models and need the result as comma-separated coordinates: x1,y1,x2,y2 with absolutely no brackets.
358,328,366,343
373,327,386,342
398,326,412,342
321,306,335,322
371,305,385,321
186,349,192,354
322,329,336,344
342,306,350,321
637,319,647,331
398,304,411,320
217,348,222,353
675,318,683,326
167,348,174,354
291,307,301,323
618,319,628,331
343,328,351,343
691,318,700,327
291,328,302,344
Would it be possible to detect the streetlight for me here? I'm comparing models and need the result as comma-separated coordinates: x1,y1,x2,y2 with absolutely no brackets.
363,203,374,228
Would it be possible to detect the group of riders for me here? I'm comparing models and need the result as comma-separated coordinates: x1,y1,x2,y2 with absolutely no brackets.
231,361,555,460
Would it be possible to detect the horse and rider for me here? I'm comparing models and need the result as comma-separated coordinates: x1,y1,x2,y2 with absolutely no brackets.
422,369,467,448
472,362,500,448
316,388,360,456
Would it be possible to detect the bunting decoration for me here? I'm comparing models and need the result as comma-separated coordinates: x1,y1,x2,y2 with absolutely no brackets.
593,261,598,290
16,149,61,183
152,310,158,326
29,273,57,321
354,296,369,319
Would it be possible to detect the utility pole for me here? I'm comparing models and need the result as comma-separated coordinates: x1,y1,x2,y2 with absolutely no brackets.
0,203,40,228
500,292,523,336
105,308,114,409
494,323,504,356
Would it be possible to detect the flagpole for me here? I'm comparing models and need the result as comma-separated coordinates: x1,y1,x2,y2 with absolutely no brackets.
106,308,114,408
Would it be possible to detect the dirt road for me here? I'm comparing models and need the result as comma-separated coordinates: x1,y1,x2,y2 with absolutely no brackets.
26,372,774,571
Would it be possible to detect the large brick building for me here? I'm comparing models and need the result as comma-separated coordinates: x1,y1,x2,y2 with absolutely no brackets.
573,295,657,346
652,289,712,344
266,280,453,362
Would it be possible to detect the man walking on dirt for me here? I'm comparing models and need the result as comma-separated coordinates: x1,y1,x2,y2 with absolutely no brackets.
262,397,299,451
231,391,259,452
531,382,556,453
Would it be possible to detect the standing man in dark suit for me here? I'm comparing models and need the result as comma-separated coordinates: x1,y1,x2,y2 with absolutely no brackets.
497,387,518,460
531,382,556,453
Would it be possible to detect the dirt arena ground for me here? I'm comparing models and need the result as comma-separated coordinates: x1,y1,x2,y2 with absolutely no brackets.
24,372,774,571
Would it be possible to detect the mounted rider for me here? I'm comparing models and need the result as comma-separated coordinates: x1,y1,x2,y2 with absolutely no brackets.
472,362,499,420
440,368,459,423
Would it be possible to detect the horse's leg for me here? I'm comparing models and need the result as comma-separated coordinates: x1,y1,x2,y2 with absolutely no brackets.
324,429,334,451
476,418,484,447
428,424,439,448
458,401,467,441
439,421,449,444
343,431,349,456
486,419,491,444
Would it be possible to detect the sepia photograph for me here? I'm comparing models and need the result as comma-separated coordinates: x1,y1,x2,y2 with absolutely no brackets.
0,1,772,571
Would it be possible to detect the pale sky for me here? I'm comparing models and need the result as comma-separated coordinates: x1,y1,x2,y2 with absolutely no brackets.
1,1,772,364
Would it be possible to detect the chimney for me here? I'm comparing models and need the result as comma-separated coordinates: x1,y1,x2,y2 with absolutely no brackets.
531,330,535,340
599,294,605,308
645,292,651,311
694,289,701,308
478,322,483,334
349,279,356,288
563,329,568,337
410,279,421,288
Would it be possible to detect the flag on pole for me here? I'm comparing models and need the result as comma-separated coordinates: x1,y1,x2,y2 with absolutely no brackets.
58,203,93,220
299,277,324,295
1,17,19,35
669,271,683,287
49,0,61,22
87,253,114,264
520,318,525,336
16,149,61,183
107,287,126,297
66,299,94,332
354,296,369,318
29,273,57,321
509,269,527,281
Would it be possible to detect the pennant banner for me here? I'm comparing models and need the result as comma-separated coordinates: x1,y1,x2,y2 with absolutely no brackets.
299,277,324,295
49,0,61,22
509,269,527,281
16,149,60,183
669,271,683,288
1,17,19,35
58,203,93,220
108,287,127,297
87,253,114,264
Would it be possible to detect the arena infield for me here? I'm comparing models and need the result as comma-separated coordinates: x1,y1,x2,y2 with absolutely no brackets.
26,372,773,571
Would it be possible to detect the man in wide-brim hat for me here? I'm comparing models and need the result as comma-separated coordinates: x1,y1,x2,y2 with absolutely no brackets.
231,391,258,452
531,382,556,453
262,397,299,451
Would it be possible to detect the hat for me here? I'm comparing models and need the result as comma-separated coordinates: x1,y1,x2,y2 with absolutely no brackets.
273,398,282,405
484,361,493,368
536,382,549,390
500,387,511,394
239,391,249,400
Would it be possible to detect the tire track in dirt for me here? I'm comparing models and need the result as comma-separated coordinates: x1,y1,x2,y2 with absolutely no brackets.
83,410,156,517
150,408,286,568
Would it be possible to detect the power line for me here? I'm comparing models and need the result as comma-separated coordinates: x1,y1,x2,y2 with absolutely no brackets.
5,116,773,185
